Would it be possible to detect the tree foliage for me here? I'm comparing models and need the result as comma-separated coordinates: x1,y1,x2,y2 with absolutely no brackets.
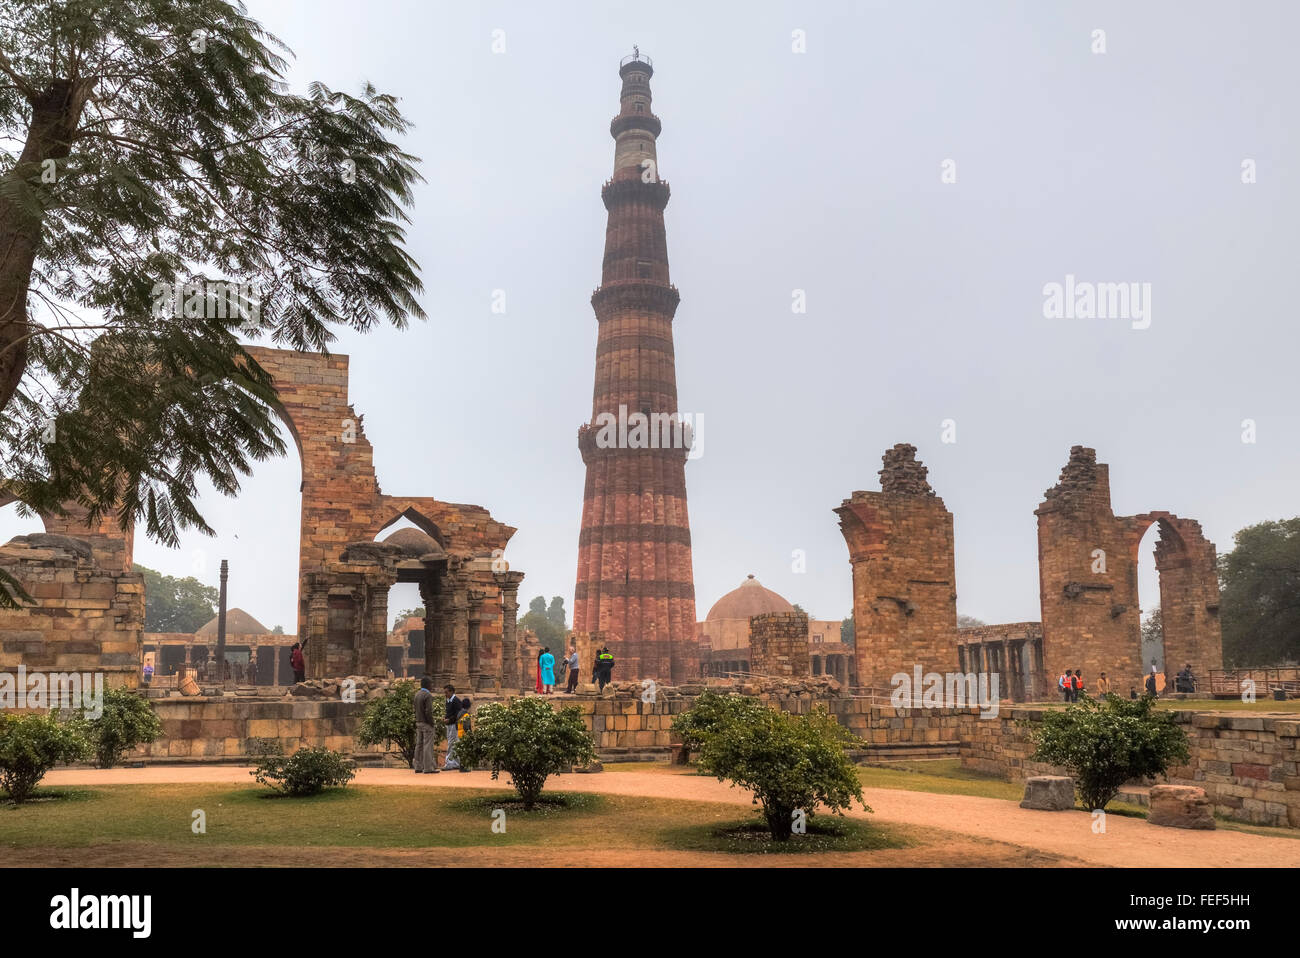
251,743,355,796
1218,518,1300,667
453,697,596,809
0,711,90,803
85,686,162,768
1028,693,1190,810
518,595,566,649
840,615,854,646
136,563,217,633
0,0,424,592
689,698,868,842
670,688,769,762
355,678,439,768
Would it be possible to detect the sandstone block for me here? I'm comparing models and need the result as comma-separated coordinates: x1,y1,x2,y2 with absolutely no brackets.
1019,775,1075,810
1148,784,1215,829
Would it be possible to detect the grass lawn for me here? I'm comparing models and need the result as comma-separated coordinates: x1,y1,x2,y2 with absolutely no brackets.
0,783,919,863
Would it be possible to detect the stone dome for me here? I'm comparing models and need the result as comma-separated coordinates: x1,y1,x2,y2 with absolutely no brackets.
382,527,446,559
705,575,795,621
196,608,270,636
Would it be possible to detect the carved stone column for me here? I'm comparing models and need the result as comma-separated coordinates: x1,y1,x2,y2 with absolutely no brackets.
446,570,471,690
467,589,486,690
495,571,524,691
305,579,330,680
366,578,390,678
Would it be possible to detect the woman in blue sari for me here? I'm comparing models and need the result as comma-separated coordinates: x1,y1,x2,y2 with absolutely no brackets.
539,647,556,694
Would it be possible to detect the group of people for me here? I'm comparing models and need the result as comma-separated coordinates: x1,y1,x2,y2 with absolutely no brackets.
531,644,617,694
1057,661,1198,703
412,676,472,773
1057,669,1109,702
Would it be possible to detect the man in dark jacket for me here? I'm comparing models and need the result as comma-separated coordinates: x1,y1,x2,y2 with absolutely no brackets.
413,676,439,773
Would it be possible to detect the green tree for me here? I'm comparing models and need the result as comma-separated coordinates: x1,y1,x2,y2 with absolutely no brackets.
136,564,217,633
545,596,567,631
271,624,284,635
840,615,855,646
1140,607,1163,671
85,686,163,768
957,614,985,629
694,701,867,842
453,697,596,809
0,711,90,803
1218,519,1300,666
671,689,770,763
518,595,564,648
0,0,425,609
355,678,437,768
1028,693,1190,810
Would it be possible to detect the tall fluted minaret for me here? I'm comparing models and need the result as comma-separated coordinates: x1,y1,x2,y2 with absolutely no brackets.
574,52,698,684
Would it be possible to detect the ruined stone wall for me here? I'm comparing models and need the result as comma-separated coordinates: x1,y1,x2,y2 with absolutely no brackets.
0,534,143,688
748,611,810,677
836,444,959,690
960,706,1300,828
1036,446,1222,690
242,346,517,684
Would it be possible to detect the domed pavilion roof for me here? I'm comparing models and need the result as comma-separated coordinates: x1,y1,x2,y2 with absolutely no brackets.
196,608,270,636
705,575,795,621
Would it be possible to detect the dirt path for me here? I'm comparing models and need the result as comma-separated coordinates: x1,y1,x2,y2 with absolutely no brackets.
40,765,1300,868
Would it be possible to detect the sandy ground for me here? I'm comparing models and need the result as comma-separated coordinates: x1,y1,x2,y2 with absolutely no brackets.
33,765,1299,868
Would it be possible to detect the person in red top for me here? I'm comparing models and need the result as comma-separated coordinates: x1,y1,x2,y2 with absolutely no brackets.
290,642,306,683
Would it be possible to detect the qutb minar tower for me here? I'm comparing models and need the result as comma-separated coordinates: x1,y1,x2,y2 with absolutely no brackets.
574,52,698,684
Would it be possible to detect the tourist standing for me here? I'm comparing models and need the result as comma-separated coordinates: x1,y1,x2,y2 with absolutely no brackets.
540,648,556,694
290,642,306,683
1095,672,1111,697
413,676,440,774
596,647,615,691
442,685,463,770
1144,670,1158,697
1058,670,1071,702
565,645,580,693
535,649,544,694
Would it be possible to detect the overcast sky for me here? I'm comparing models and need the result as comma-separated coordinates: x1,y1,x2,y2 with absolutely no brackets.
4,0,1297,633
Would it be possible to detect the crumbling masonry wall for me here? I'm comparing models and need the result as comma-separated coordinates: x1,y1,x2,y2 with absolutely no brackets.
748,611,810,678
0,534,143,688
1036,446,1223,689
242,347,519,687
836,444,959,690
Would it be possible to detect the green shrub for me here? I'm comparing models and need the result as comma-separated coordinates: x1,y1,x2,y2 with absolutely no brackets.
671,689,770,761
251,744,356,796
1029,693,1190,810
356,679,437,767
85,687,163,768
696,704,868,842
453,697,596,809
0,712,90,803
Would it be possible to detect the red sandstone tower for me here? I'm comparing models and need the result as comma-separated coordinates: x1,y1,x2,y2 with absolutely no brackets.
573,52,698,684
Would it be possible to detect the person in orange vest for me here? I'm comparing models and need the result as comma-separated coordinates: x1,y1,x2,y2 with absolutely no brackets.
1072,670,1084,700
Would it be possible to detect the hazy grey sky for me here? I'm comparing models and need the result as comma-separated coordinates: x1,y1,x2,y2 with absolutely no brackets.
4,0,1297,633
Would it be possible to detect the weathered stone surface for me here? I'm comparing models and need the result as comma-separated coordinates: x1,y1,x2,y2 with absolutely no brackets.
749,612,810,678
1148,784,1216,829
1020,775,1076,810
571,57,698,686
1036,446,1223,693
837,444,958,690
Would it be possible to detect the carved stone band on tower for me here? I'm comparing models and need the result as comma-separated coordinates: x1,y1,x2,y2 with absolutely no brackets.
572,53,698,684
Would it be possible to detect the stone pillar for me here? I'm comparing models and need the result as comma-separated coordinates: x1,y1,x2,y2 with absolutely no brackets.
468,589,487,691
366,580,389,678
448,579,471,689
306,582,329,680
495,571,524,691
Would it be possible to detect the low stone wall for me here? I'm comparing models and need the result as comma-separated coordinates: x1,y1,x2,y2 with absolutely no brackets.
959,706,1300,828
134,696,379,763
